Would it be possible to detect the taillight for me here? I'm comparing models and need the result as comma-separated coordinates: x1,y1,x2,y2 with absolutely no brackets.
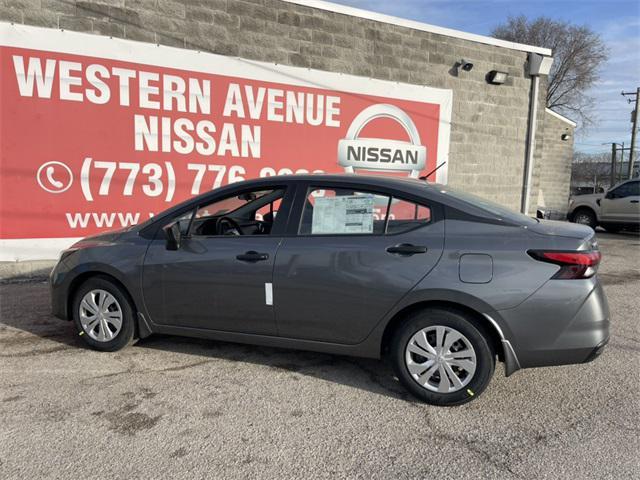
528,250,602,279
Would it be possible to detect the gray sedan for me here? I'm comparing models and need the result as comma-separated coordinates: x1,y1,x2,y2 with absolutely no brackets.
50,175,609,405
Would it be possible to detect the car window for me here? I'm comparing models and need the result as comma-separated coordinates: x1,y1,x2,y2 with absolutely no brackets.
386,198,431,234
256,198,282,222
611,182,640,198
611,181,639,198
299,187,431,235
433,184,538,225
300,188,388,235
191,188,285,236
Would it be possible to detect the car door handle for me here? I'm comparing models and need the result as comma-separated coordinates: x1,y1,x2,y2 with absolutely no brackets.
236,251,269,262
386,244,428,256
631,200,639,203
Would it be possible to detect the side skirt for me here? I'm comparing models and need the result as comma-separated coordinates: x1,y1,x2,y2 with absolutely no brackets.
137,318,381,359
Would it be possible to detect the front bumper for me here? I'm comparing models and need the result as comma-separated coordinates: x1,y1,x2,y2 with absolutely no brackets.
50,261,71,320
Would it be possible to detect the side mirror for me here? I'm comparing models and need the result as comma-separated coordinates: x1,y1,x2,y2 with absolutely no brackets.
605,191,615,200
163,222,182,250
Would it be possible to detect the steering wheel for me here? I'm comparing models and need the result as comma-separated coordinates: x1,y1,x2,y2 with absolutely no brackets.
216,216,244,236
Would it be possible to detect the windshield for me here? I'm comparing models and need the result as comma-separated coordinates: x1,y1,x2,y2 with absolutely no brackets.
433,184,538,225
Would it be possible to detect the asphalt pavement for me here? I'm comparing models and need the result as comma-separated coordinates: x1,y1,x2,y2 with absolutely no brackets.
1,232,639,479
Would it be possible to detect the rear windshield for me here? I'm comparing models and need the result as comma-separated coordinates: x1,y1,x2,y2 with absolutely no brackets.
433,184,538,225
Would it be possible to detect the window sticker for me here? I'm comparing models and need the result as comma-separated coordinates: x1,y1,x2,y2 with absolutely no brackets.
311,195,375,234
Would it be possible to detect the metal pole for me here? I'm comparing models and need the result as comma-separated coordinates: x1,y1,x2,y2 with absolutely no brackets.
618,143,624,183
610,143,617,187
521,75,540,215
628,87,639,178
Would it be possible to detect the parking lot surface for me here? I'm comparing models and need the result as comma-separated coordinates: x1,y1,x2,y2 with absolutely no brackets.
1,232,639,479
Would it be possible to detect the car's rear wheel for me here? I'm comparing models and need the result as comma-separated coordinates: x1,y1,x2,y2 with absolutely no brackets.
390,308,495,406
72,276,135,351
572,208,597,229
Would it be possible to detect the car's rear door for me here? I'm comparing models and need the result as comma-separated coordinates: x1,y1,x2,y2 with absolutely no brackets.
142,184,294,335
272,181,444,344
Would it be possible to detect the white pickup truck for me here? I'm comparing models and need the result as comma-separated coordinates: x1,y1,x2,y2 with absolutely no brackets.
568,178,639,232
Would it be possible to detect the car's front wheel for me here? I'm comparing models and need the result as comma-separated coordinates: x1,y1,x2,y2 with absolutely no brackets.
72,276,136,352
571,208,597,229
390,308,495,406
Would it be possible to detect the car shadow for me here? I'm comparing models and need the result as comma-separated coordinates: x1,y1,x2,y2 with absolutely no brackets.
135,334,415,402
0,281,413,402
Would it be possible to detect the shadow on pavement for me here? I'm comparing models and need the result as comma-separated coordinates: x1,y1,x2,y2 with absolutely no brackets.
0,281,413,402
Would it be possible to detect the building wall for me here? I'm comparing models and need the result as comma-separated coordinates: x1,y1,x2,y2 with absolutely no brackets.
538,110,575,216
0,0,547,212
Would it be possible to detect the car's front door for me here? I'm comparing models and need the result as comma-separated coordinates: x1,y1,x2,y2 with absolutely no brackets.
600,180,640,223
142,185,293,334
273,183,445,344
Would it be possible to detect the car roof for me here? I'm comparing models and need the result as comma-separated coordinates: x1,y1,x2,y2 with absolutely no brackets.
245,173,439,195
138,172,525,237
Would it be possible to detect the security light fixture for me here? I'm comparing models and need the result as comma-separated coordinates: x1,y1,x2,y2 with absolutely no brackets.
561,133,572,141
459,59,474,71
528,53,553,76
487,70,508,85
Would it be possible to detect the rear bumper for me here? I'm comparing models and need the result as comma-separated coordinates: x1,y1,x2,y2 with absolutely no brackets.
497,277,610,369
584,337,609,363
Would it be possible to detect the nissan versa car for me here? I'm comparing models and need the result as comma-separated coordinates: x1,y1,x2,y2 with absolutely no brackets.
50,175,609,405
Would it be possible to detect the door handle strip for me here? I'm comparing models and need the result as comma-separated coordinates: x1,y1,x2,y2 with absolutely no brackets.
386,244,428,255
236,251,269,262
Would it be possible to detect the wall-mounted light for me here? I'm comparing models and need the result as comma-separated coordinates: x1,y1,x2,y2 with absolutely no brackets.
458,59,474,72
487,70,508,85
561,133,572,141
528,53,553,76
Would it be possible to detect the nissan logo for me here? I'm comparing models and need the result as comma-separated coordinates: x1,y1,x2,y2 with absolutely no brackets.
338,104,427,178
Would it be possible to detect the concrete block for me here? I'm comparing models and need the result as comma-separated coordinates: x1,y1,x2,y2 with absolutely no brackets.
311,29,332,46
42,0,76,15
125,0,158,10
75,1,110,20
185,5,215,23
156,32,185,48
59,15,93,32
214,11,240,29
288,27,312,42
2,0,39,9
23,10,59,28
228,1,276,22
108,5,141,25
92,20,125,38
124,24,155,42
238,15,265,32
157,0,185,19
277,11,301,27
0,6,22,22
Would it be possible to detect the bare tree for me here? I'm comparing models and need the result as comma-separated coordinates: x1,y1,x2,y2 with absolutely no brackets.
570,152,612,193
492,16,608,127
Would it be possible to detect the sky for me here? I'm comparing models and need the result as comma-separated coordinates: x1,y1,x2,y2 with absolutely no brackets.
333,0,640,157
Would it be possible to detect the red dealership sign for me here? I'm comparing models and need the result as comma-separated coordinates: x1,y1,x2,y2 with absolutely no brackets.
0,24,452,260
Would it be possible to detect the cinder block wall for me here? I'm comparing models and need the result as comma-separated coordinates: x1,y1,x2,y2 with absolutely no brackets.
0,0,547,211
538,111,574,216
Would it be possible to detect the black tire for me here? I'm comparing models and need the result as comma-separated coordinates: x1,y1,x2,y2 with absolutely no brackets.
571,208,597,229
390,308,495,406
72,276,136,352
